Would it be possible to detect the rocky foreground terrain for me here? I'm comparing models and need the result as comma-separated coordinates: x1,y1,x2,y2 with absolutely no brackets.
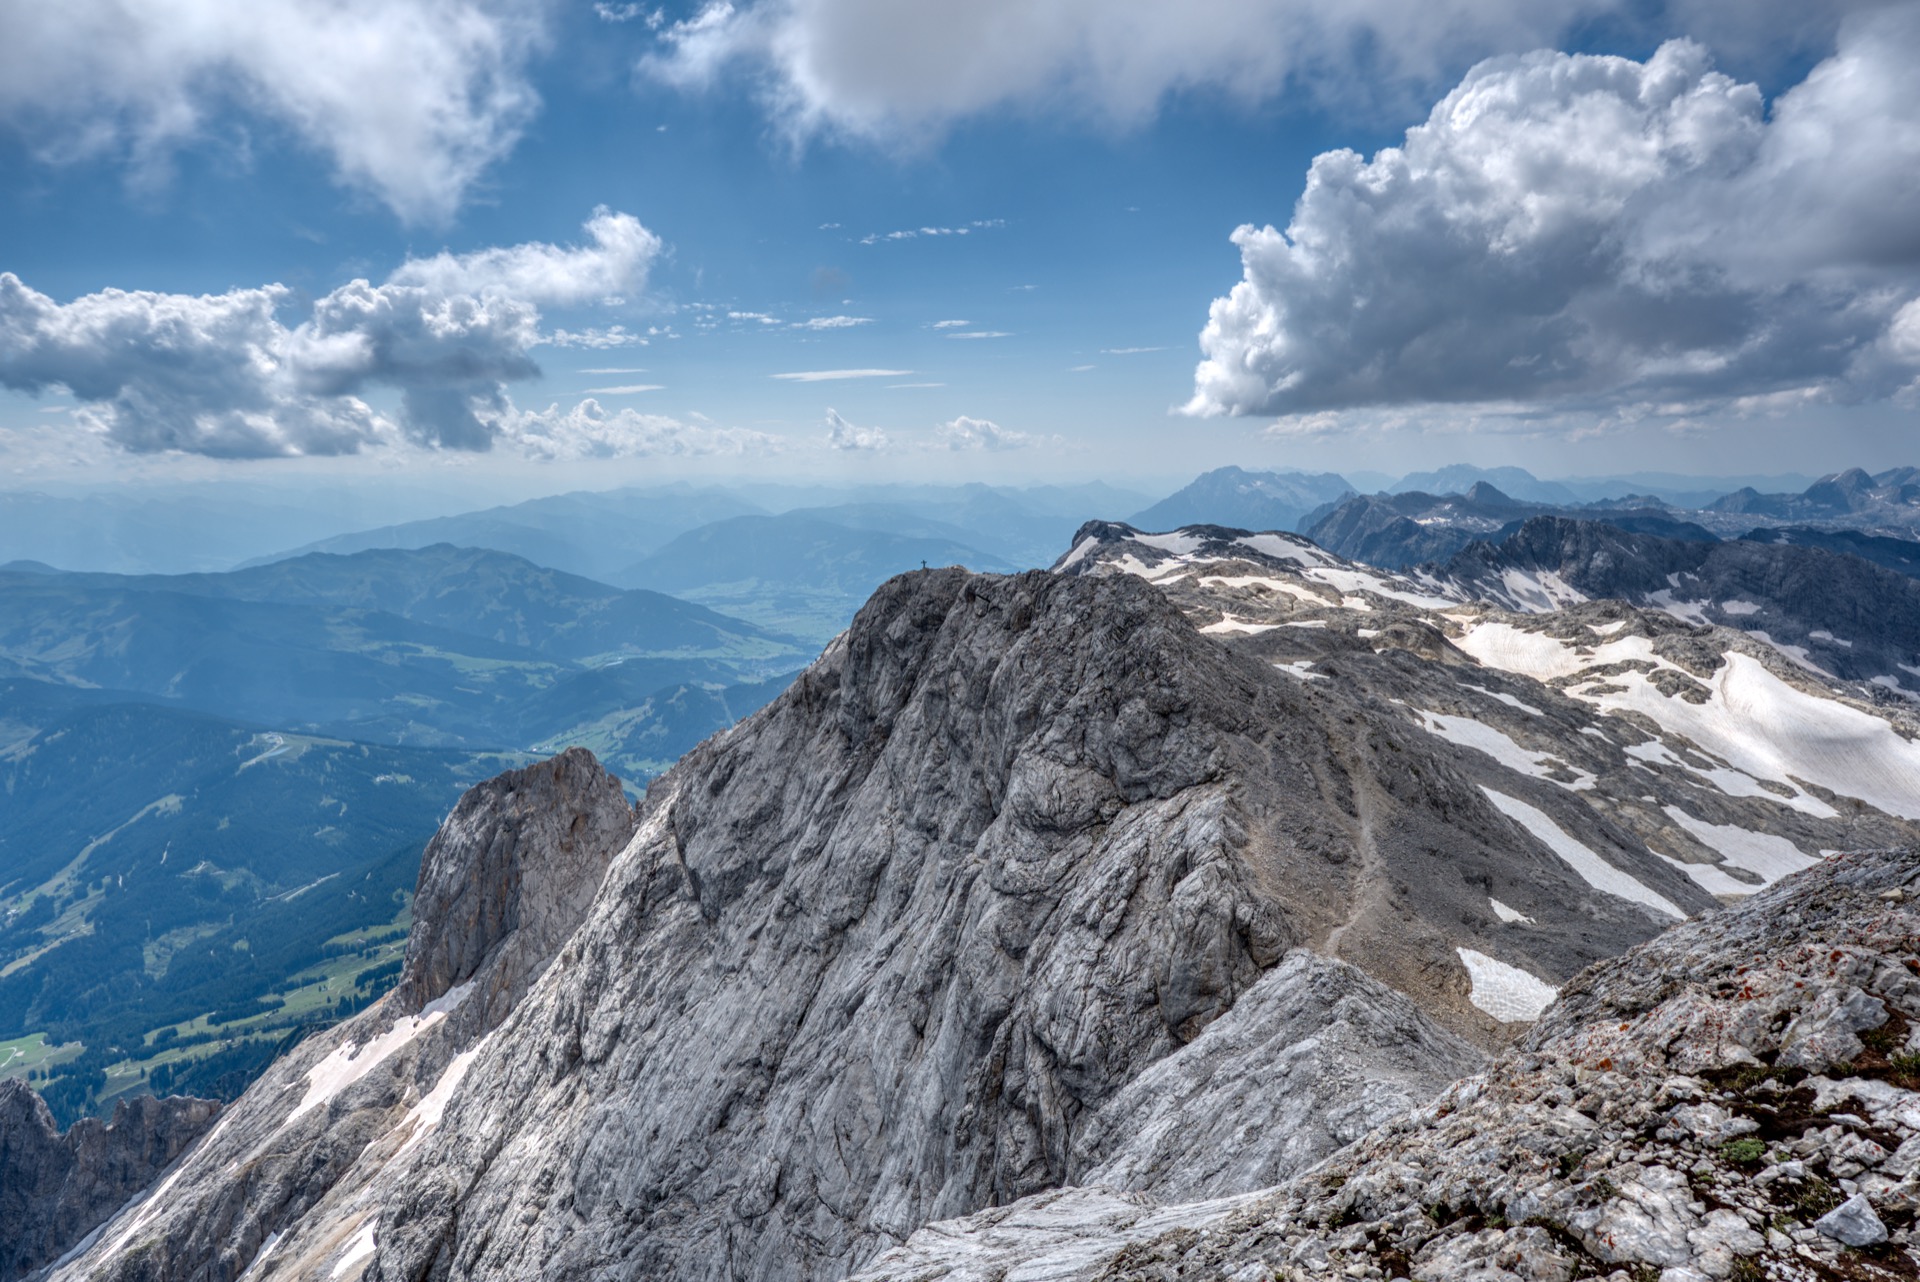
853,846,1920,1282
20,524,1920,1282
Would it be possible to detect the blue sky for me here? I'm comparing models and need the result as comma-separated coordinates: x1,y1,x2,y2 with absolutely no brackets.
1,0,1915,497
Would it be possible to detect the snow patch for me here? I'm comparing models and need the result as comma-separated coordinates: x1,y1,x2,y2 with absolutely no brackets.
1481,788,1684,920
1656,853,1761,897
1419,712,1594,791
1490,898,1534,924
1456,947,1558,1022
286,980,475,1126
1662,806,1820,886
1584,655,1917,820
1462,684,1544,715
1274,661,1325,681
1720,600,1762,616
331,1220,377,1279
1201,617,1279,636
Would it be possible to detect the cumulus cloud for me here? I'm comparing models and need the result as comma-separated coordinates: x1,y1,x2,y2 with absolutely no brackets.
936,415,1038,451
644,0,1619,144
0,0,544,223
0,210,664,457
387,209,660,304
1186,8,1920,421
824,407,889,450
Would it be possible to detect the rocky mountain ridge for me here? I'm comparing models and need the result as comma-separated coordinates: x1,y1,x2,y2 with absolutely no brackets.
31,520,1920,1282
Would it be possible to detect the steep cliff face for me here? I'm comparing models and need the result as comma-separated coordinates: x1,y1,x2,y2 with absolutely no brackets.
42,748,633,1282
0,1085,219,1281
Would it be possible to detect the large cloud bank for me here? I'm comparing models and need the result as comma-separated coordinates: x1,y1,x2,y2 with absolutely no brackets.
0,0,543,222
645,0,1595,142
1186,5,1920,420
0,210,688,458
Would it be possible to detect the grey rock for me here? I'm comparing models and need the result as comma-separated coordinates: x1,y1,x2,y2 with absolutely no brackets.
0,1084,219,1282
46,749,633,1282
851,848,1920,1282
1813,1193,1888,1247
1073,950,1482,1201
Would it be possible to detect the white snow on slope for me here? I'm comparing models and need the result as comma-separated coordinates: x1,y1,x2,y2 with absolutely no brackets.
1588,654,1920,821
1481,788,1684,920
1662,806,1819,886
1463,684,1543,715
1418,712,1594,791
1274,661,1325,681
1620,738,1834,818
393,1045,484,1158
287,980,475,1126
1489,898,1534,924
1201,617,1279,635
1196,573,1334,606
331,1221,377,1279
1655,853,1760,897
1497,569,1588,612
1132,531,1206,555
1456,947,1558,1022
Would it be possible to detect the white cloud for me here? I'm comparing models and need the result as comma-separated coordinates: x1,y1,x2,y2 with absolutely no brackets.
387,208,660,305
792,315,872,329
947,331,1010,340
0,210,668,457
541,326,650,349
729,310,782,324
499,398,780,461
931,319,970,328
771,367,912,381
936,415,1038,451
1101,346,1165,354
824,407,889,450
1187,10,1920,421
582,383,664,394
0,0,544,223
578,366,649,374
856,220,1003,245
643,0,1626,145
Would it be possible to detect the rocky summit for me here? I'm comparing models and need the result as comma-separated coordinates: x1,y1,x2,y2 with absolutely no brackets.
34,548,1920,1282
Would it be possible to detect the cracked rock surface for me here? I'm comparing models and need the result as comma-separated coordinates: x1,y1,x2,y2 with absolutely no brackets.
853,847,1920,1282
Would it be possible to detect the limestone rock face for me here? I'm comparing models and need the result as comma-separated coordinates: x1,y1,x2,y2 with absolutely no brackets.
852,847,1920,1282
0,1084,219,1282
43,749,633,1282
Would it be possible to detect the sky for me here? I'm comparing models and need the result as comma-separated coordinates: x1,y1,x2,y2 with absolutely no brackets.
0,0,1916,500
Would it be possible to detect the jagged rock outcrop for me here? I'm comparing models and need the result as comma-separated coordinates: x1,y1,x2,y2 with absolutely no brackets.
0,1084,220,1282
852,846,1920,1282
394,745,634,1020
42,748,633,1282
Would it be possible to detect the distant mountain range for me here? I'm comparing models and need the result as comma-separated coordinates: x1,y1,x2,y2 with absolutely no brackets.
615,513,1021,643
1127,466,1356,534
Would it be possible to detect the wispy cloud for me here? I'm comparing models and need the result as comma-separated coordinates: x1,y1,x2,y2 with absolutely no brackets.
772,368,913,382
792,315,872,330
947,331,1011,340
582,383,664,394
1069,364,1096,372
931,319,970,328
729,311,780,324
579,367,647,374
1101,346,1166,354
543,326,648,349
857,219,1004,246
889,382,945,388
